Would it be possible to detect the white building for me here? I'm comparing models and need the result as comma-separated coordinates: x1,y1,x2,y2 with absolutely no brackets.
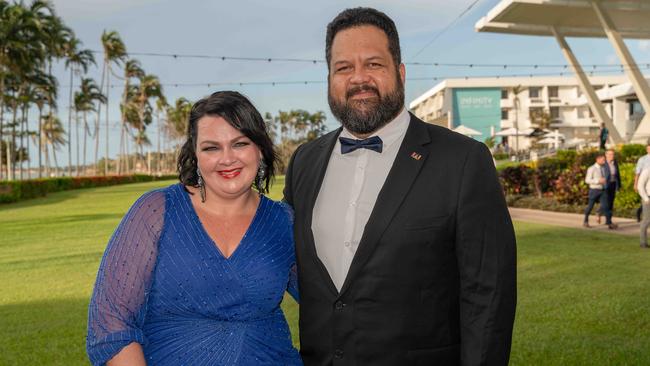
408,74,647,150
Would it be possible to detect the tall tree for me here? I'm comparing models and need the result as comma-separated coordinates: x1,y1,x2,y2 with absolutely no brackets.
64,35,95,176
98,30,126,175
74,78,105,175
118,58,144,174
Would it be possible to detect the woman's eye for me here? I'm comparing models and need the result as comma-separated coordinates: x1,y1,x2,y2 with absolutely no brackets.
234,141,250,148
202,146,218,151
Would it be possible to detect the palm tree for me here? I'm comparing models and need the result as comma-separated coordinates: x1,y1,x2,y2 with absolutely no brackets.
118,58,144,174
122,74,162,173
98,30,127,175
0,1,50,179
155,96,168,174
32,73,56,178
64,35,95,176
41,115,66,177
75,78,105,175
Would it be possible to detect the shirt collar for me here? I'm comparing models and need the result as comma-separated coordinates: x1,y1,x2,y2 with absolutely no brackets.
338,107,410,151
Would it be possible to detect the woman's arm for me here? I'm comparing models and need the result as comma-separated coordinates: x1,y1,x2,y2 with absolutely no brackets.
87,190,165,366
107,342,146,366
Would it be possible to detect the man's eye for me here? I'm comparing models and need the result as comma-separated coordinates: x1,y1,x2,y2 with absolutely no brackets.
368,63,382,68
337,66,351,72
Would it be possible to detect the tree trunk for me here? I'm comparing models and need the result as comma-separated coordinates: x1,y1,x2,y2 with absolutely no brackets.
19,105,26,180
105,64,111,175
75,111,80,176
95,61,106,176
68,68,74,177
38,108,43,178
83,112,88,176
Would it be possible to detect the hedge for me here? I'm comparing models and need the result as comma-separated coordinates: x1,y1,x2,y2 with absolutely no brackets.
0,174,177,204
498,146,645,211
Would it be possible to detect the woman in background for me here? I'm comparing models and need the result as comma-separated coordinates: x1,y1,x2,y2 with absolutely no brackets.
87,91,301,365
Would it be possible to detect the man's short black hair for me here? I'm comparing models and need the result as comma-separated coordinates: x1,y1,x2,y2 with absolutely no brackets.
325,7,401,70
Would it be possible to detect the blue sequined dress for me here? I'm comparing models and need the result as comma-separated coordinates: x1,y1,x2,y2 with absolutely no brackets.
87,183,301,365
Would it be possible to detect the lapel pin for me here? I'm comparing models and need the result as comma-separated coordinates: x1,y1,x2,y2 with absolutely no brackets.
410,152,422,160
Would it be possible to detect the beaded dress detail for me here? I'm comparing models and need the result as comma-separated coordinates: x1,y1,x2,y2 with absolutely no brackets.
87,183,300,365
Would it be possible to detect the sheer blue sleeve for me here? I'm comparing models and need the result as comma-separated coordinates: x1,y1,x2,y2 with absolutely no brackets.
86,189,165,365
280,201,299,303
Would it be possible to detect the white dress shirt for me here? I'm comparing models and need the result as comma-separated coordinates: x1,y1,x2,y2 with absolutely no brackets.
312,108,410,291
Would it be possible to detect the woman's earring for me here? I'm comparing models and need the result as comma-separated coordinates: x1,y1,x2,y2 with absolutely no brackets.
197,167,206,203
256,159,266,195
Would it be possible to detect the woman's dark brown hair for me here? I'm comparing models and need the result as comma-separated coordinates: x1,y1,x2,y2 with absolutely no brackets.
177,91,277,194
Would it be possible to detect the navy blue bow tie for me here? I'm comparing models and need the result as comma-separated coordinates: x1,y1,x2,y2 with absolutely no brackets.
339,136,383,154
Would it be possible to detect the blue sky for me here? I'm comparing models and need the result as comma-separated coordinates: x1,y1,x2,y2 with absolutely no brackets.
46,0,650,163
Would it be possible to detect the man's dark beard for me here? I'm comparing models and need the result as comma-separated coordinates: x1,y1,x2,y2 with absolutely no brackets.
328,79,404,135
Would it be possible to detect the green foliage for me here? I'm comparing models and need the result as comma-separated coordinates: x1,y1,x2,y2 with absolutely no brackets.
499,165,534,195
0,174,177,204
554,164,587,205
618,144,646,164
493,152,509,161
614,163,641,209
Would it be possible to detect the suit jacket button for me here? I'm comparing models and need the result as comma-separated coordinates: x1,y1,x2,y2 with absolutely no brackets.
335,301,345,310
334,349,344,359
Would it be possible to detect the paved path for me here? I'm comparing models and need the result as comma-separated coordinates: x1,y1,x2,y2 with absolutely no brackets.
509,207,639,237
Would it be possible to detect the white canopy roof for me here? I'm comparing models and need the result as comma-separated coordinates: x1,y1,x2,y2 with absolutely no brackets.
475,0,650,39
453,124,483,136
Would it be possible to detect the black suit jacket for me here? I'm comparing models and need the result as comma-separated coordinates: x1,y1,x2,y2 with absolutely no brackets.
603,160,621,191
283,113,517,366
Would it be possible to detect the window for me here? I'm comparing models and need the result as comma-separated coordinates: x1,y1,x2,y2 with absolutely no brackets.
548,86,559,98
501,109,509,120
529,87,541,98
630,100,645,116
501,89,508,99
550,107,560,120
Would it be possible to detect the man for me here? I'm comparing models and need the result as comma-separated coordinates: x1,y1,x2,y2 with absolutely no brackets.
635,166,650,248
634,140,650,222
599,122,609,150
583,154,608,228
283,8,516,365
597,149,620,229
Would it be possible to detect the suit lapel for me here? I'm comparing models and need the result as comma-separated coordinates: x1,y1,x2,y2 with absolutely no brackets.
303,128,341,296
339,115,431,296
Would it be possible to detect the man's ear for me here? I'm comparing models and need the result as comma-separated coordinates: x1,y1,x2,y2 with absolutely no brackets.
399,63,405,84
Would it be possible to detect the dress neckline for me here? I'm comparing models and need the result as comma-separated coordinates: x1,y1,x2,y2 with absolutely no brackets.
177,183,266,260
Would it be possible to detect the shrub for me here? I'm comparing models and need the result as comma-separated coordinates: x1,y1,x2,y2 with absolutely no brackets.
493,152,509,161
575,148,601,169
499,165,534,195
614,163,640,210
555,150,577,168
618,144,646,164
0,174,177,204
554,165,588,205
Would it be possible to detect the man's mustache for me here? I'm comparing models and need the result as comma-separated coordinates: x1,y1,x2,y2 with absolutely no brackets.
346,85,380,100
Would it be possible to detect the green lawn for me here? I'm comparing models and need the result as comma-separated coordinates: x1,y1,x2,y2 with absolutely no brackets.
0,179,648,365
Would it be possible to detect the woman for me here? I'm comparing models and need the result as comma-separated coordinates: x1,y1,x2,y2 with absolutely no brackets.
87,91,301,365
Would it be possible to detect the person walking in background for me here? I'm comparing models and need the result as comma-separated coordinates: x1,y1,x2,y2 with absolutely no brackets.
634,140,650,222
636,167,650,248
597,149,620,229
599,123,609,150
584,154,608,228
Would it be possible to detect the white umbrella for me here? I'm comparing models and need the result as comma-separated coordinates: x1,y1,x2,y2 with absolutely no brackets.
543,130,565,139
495,127,534,136
537,137,557,145
453,125,482,136
566,137,586,147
